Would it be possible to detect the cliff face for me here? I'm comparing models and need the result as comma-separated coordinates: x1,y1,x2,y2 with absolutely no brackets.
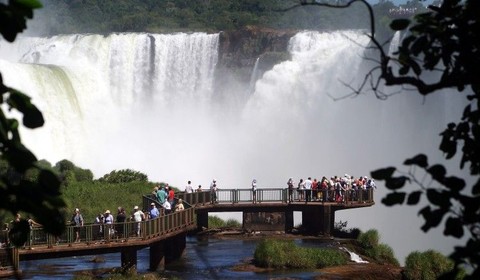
215,26,298,91
218,26,297,69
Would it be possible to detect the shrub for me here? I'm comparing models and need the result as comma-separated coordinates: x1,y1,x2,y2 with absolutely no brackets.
357,229,380,249
225,218,241,227
208,215,225,228
97,169,148,183
254,239,348,269
371,243,399,266
356,229,399,266
404,250,458,280
73,168,93,182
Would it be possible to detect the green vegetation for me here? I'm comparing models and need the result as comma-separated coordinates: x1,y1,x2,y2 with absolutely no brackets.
254,239,347,269
356,229,399,266
0,0,66,239
208,215,241,228
96,169,148,184
0,157,171,224
404,250,463,280
31,0,421,36
333,220,361,239
62,181,154,223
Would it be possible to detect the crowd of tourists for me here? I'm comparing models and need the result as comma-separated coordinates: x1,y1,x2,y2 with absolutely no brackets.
287,174,376,203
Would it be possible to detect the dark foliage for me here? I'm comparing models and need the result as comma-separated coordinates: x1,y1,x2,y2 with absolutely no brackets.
0,0,66,239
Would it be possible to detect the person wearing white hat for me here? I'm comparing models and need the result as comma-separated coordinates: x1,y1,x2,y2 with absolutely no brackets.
104,210,114,238
149,202,160,219
132,206,145,236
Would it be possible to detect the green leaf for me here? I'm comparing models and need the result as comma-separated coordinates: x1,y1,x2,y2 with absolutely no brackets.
371,167,396,180
381,192,406,206
7,89,44,128
419,207,445,232
443,176,465,192
404,154,428,168
390,19,411,31
444,217,464,238
426,189,450,207
407,191,422,205
472,178,480,195
16,0,43,9
427,164,446,182
399,65,410,75
385,176,409,190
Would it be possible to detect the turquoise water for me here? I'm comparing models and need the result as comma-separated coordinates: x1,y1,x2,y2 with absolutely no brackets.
18,237,331,279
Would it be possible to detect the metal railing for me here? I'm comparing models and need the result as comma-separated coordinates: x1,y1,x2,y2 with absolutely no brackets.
8,188,372,248
2,208,194,250
177,188,374,205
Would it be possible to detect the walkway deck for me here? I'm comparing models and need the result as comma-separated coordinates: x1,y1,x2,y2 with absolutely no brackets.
1,187,374,275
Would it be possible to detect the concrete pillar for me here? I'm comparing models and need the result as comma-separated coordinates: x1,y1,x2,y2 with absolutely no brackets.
165,232,186,262
301,206,333,236
196,211,208,231
121,247,137,274
149,241,165,272
284,210,294,233
322,205,332,236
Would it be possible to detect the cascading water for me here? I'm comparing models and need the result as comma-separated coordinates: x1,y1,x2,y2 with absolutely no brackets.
0,29,468,264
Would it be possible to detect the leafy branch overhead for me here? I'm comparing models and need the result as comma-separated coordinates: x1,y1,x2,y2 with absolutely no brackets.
0,0,66,241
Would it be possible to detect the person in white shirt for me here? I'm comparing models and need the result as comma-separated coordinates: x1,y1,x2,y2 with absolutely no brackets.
185,180,193,193
132,206,145,236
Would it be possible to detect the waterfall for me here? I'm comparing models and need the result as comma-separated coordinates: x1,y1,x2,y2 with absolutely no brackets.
340,247,369,263
248,57,261,94
0,29,468,265
388,31,402,56
0,32,219,171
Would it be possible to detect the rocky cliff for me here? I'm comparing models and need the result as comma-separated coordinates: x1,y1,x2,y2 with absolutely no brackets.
215,26,298,93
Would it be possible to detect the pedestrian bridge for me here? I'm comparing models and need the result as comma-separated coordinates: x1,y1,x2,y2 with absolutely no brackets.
1,188,374,276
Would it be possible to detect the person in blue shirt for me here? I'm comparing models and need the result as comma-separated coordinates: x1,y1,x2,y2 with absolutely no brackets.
149,203,160,219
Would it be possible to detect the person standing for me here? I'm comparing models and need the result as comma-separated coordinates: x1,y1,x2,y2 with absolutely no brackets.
149,203,160,219
210,179,218,204
175,199,185,211
251,179,257,203
132,206,145,236
104,210,114,238
71,208,84,243
168,186,175,209
156,185,166,204
94,213,104,241
297,179,305,201
185,180,193,193
163,200,172,215
287,177,294,203
116,207,126,239
305,177,312,202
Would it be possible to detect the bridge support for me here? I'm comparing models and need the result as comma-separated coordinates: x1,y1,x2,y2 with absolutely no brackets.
165,232,186,261
301,206,335,236
121,247,137,274
149,241,165,272
284,210,294,233
196,211,208,231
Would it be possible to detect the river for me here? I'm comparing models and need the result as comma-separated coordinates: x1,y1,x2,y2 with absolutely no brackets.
17,236,333,279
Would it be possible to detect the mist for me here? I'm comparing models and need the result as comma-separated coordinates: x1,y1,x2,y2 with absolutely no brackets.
0,28,471,266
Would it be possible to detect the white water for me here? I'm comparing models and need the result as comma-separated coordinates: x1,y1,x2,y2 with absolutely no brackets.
0,30,469,264
340,247,369,263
